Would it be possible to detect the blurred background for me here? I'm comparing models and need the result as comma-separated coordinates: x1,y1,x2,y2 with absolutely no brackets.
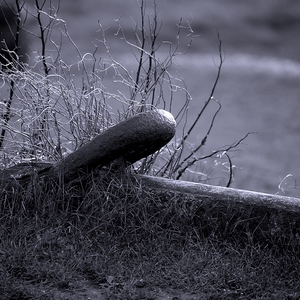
2,0,300,197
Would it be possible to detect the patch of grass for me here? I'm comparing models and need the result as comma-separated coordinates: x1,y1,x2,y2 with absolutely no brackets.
1,1,300,299
1,171,300,299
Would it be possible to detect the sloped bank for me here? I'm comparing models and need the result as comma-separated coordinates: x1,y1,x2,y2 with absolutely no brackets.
1,109,300,249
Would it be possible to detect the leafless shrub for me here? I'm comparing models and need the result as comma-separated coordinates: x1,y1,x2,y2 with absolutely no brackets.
0,0,249,186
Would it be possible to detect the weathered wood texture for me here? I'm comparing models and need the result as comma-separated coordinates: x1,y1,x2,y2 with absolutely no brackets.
0,109,176,189
49,109,176,182
136,174,300,213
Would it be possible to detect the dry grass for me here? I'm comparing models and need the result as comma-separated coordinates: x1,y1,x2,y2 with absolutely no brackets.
1,170,300,299
1,1,300,299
